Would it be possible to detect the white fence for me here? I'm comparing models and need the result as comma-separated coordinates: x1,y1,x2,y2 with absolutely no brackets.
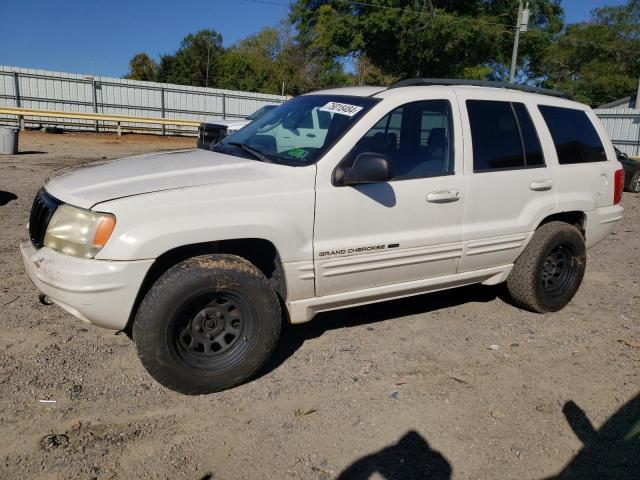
0,66,287,135
595,105,640,157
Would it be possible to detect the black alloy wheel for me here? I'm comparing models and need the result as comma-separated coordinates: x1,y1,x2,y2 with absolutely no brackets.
540,243,579,297
171,291,256,371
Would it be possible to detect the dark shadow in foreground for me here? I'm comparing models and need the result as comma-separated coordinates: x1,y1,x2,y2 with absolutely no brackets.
335,395,639,480
337,431,452,480
0,191,17,206
550,394,640,479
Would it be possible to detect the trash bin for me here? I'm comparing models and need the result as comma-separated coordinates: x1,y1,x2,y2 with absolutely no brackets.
0,127,19,154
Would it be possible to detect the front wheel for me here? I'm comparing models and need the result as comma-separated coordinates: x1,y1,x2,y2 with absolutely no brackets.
506,221,586,313
132,254,281,394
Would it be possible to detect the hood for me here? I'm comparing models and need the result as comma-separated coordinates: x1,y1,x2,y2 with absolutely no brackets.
44,149,278,209
202,118,250,130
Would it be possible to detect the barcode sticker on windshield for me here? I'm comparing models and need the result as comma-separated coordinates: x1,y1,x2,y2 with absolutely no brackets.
319,102,364,117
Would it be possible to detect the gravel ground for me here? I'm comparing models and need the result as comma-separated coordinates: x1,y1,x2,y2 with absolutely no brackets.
0,131,638,480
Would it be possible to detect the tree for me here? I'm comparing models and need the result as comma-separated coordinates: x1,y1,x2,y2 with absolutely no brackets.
289,0,563,82
156,30,224,87
218,25,348,95
542,0,640,106
219,27,283,93
352,56,397,86
125,53,158,81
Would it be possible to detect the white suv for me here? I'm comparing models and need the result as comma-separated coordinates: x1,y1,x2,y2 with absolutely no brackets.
21,79,625,394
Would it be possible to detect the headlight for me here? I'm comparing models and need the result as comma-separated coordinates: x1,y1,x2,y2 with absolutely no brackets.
44,204,116,258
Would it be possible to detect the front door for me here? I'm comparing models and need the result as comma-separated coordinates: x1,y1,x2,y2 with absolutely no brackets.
313,91,465,296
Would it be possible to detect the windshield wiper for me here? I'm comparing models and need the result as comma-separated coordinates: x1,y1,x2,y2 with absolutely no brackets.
225,142,272,163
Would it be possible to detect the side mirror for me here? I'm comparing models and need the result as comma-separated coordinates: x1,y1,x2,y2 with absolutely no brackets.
617,151,628,162
336,153,394,186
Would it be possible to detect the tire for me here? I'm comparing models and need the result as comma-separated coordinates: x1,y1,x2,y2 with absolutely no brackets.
506,221,586,313
630,172,640,193
132,254,281,395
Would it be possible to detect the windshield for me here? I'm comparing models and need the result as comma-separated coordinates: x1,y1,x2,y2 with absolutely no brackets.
247,104,277,120
213,95,378,166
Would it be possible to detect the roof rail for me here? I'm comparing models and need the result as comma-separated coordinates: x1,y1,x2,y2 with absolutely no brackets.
389,78,572,99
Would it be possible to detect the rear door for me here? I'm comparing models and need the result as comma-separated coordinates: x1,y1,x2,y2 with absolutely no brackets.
457,92,558,272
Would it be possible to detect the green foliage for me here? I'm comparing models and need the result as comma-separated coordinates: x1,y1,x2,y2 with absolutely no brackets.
352,56,398,86
289,0,563,81
542,0,640,106
134,26,346,95
219,28,281,93
156,30,224,87
125,53,159,81
123,1,638,105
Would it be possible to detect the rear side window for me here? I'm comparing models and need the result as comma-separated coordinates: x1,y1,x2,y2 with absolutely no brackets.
538,106,606,164
467,100,544,172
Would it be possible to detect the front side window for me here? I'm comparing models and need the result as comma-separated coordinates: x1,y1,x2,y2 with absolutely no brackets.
345,100,454,180
213,95,378,166
467,100,545,172
538,105,606,164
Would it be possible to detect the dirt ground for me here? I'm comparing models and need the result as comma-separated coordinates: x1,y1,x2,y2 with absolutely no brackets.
0,131,638,480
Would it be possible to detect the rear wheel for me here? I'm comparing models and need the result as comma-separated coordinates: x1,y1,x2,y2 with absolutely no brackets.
506,221,586,313
133,254,281,394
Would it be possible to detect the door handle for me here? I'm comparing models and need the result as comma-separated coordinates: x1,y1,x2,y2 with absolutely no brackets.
306,133,316,138
529,179,553,191
426,189,460,203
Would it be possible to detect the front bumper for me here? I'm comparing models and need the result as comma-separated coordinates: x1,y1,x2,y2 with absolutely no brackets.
20,241,154,330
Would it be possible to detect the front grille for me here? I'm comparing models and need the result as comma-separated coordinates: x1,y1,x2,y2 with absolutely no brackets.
29,188,60,248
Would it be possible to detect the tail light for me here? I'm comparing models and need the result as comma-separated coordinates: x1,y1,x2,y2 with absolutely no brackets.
614,168,624,204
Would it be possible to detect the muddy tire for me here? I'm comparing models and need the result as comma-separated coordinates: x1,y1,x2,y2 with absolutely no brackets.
132,254,281,395
506,221,586,313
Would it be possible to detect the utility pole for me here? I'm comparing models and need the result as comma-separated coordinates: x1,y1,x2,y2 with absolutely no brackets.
509,1,530,83
205,37,211,88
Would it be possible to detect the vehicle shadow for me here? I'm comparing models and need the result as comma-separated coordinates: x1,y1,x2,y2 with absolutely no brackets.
336,430,452,480
0,191,17,206
264,283,503,376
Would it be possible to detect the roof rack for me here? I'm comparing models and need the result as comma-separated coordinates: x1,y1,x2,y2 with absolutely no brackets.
389,78,572,99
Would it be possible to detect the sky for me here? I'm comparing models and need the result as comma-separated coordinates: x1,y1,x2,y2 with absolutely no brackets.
0,0,629,79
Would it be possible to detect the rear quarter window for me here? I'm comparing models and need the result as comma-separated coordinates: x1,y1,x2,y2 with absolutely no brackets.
538,105,606,164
